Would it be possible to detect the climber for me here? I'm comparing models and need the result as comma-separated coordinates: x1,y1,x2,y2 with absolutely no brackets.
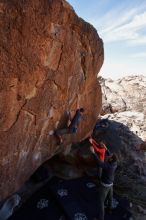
54,108,85,144
89,137,110,179
89,137,110,161
90,146,117,220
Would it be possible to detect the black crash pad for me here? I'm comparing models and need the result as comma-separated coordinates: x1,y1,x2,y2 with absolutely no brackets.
48,176,132,220
8,181,63,220
8,176,132,220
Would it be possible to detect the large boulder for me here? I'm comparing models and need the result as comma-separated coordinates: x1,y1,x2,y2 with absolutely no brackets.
0,0,103,200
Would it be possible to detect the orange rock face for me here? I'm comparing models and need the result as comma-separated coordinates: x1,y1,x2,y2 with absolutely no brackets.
0,0,103,200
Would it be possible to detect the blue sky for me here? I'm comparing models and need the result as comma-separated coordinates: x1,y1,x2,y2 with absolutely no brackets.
67,0,146,79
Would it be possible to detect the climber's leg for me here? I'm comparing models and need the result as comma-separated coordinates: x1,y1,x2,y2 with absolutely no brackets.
54,128,70,144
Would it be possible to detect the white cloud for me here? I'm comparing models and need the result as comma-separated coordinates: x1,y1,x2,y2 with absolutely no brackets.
115,11,146,31
131,52,146,58
96,6,146,45
100,8,138,34
130,36,146,45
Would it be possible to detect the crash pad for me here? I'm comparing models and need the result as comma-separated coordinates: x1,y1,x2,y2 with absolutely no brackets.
8,176,132,220
8,181,63,220
49,176,132,220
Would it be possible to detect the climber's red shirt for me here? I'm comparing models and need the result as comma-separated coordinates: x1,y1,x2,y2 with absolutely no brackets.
90,139,106,161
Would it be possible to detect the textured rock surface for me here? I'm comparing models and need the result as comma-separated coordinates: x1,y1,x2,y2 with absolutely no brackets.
99,75,146,141
100,75,146,116
0,0,103,200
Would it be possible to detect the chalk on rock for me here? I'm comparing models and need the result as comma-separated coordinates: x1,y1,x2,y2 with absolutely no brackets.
49,130,54,135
